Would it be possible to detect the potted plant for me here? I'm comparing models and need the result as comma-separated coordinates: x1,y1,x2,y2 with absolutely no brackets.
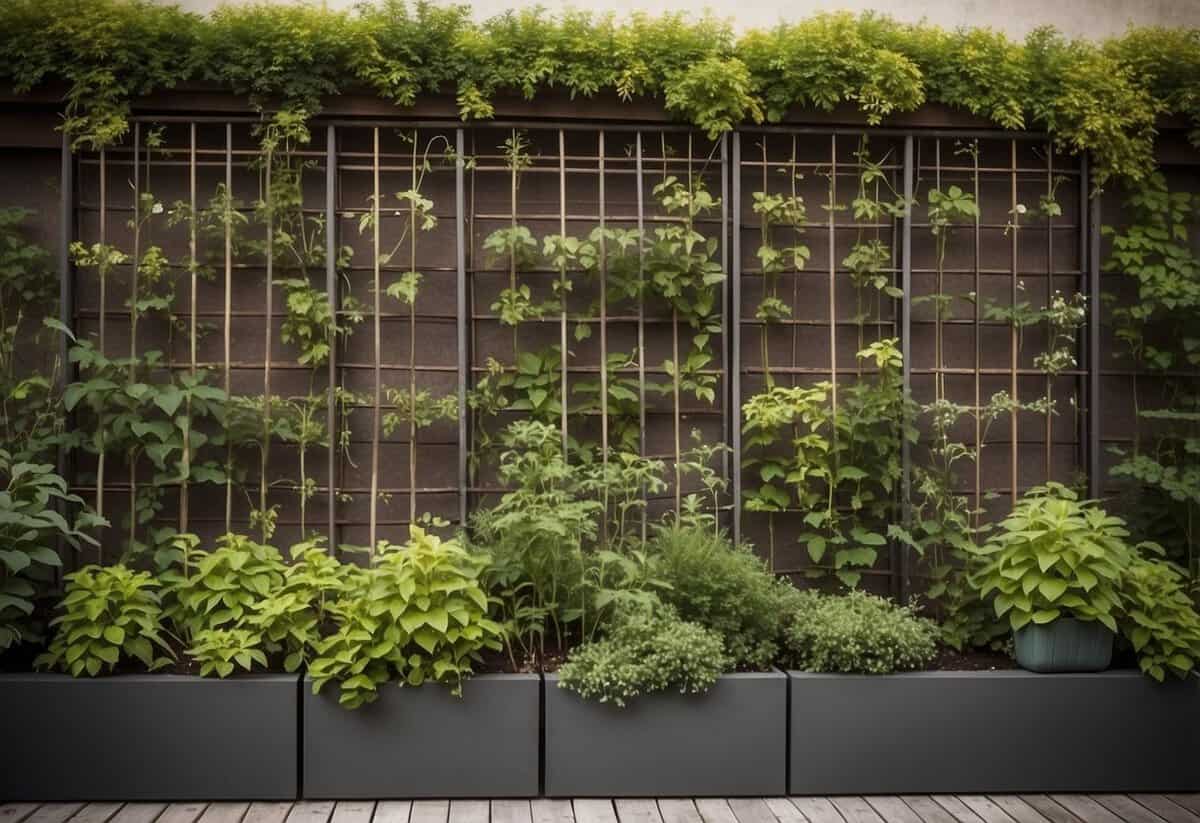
967,483,1126,672
542,525,792,797
1,543,301,802
301,527,539,799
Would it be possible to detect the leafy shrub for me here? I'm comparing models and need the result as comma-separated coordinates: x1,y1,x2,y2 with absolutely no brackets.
247,538,364,672
1119,553,1200,681
0,452,105,650
35,565,172,676
187,627,269,678
967,483,1127,634
558,607,728,707
308,527,505,709
162,533,287,640
647,525,798,670
784,590,938,674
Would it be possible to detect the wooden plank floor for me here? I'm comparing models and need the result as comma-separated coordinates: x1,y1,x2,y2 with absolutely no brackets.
4,797,1199,823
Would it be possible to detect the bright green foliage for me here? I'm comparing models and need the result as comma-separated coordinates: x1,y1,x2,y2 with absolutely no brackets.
1119,553,1200,681
739,14,925,125
558,607,728,706
647,525,799,670
0,0,199,149
249,539,366,673
162,533,287,641
0,453,106,649
783,589,938,674
967,484,1130,634
741,339,915,585
187,627,269,678
308,527,505,709
0,3,1193,183
35,564,173,676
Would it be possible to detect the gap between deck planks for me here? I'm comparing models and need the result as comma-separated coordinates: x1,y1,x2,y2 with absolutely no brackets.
2,797,1199,823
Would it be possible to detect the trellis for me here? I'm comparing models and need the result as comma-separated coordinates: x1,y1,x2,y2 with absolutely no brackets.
57,117,1108,593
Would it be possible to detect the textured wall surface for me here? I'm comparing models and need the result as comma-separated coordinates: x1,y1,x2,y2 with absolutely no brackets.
160,0,1200,40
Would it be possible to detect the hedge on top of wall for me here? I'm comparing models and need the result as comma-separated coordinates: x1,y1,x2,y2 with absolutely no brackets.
0,0,1197,186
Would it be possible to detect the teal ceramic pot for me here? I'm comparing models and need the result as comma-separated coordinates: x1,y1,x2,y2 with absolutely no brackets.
1014,617,1114,673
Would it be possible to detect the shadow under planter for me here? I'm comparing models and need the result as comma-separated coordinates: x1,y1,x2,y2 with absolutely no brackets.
789,669,1200,794
0,673,299,801
302,673,540,798
543,670,787,797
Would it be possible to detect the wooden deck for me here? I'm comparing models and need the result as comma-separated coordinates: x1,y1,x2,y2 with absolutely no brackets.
4,796,1200,823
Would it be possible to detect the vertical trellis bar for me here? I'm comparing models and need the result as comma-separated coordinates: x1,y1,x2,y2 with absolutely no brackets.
368,127,381,551
94,147,107,529
129,124,140,552
130,124,141,362
407,130,419,525
456,128,468,526
181,122,197,534
899,134,914,599
261,139,274,541
973,142,983,521
730,131,742,547
325,124,338,548
223,123,233,533
718,133,729,493
1045,144,1055,481
635,131,648,542
58,132,74,572
828,135,838,415
558,130,569,457
1086,159,1101,498
1009,140,1020,502
598,130,610,541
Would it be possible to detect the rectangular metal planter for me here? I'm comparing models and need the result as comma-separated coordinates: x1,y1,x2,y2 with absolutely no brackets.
543,670,787,797
302,673,540,798
789,669,1200,794
0,673,299,801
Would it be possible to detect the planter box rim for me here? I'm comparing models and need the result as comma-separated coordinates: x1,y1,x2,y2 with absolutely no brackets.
545,668,785,684
0,672,300,683
302,671,540,685
786,668,1155,681
789,668,1200,682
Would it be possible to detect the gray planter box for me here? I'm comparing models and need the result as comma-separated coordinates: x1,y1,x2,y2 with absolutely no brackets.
544,670,787,797
0,673,299,801
789,669,1200,794
302,673,540,798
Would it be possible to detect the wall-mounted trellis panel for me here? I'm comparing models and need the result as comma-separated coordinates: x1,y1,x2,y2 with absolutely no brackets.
33,111,1192,593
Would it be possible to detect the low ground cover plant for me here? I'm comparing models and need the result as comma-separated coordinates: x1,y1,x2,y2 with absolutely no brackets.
783,590,939,674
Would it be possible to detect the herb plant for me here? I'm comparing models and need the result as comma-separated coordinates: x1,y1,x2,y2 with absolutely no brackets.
558,607,728,706
783,589,938,674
